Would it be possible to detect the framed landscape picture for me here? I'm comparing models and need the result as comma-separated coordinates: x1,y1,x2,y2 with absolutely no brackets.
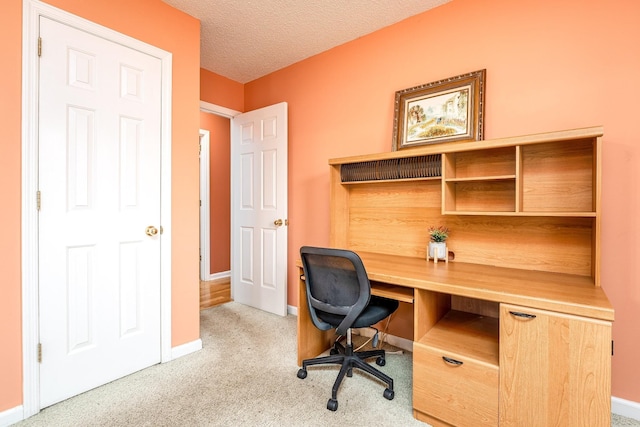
392,69,485,150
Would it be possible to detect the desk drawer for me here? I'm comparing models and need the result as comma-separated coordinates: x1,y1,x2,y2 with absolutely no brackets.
413,343,498,426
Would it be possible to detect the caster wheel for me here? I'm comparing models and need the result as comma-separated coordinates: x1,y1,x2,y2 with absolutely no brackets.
376,356,386,366
297,369,307,379
330,348,339,355
327,398,338,411
383,388,394,400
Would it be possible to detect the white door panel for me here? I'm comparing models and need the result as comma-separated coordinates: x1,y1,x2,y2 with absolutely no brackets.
231,103,288,316
38,16,162,407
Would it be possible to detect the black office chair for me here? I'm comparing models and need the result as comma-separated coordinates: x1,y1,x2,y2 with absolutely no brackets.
297,246,399,411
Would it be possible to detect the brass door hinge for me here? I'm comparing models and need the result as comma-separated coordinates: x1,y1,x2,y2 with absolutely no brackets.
38,37,42,57
38,343,42,363
37,191,41,211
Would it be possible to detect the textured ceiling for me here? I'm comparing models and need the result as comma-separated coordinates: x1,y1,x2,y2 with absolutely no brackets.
162,0,450,83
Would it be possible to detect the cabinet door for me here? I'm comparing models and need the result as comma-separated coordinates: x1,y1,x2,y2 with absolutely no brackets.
500,304,611,427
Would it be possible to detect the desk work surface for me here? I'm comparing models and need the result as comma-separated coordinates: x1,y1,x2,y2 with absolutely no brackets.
298,251,613,321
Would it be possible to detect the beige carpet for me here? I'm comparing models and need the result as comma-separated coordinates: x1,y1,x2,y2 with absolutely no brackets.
15,302,640,426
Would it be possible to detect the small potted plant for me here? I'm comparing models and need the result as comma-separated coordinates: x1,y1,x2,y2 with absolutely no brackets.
428,226,449,261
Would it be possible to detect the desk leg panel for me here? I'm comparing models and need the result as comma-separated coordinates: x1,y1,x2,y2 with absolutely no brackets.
297,271,334,365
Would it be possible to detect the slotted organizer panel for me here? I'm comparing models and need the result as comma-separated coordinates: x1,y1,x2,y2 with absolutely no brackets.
340,154,441,183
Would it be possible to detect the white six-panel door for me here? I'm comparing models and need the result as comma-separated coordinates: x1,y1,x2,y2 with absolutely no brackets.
231,103,288,317
38,16,162,407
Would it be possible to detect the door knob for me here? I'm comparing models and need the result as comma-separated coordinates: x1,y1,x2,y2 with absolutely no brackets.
145,226,159,236
274,219,283,227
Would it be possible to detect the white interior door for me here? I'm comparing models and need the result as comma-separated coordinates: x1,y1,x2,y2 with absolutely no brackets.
231,102,288,316
38,16,162,407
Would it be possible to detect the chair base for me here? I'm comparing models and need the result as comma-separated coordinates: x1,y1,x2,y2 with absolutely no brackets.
297,331,394,411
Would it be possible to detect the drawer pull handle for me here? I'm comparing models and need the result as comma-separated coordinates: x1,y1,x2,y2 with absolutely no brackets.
442,356,463,366
509,311,537,319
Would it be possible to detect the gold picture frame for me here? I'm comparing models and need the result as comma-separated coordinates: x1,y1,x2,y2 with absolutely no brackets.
392,69,485,150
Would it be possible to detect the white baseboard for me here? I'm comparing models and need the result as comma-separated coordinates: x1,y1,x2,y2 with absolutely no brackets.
612,396,640,421
206,270,230,282
287,305,298,316
170,338,202,360
0,405,23,427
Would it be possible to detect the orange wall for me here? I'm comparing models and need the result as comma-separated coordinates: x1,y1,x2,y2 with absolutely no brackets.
0,0,201,412
0,0,25,411
200,68,244,112
244,0,640,402
199,112,231,273
4,0,638,413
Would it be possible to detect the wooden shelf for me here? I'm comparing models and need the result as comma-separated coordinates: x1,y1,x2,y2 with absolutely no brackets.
371,282,414,303
330,127,603,280
438,132,597,216
418,310,499,368
328,126,603,164
444,147,516,181
444,179,516,213
443,210,597,217
444,175,516,182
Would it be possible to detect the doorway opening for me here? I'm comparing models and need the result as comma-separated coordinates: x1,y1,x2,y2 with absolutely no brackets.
199,101,239,308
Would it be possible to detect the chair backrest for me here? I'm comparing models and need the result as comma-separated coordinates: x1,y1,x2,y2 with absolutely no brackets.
300,246,370,335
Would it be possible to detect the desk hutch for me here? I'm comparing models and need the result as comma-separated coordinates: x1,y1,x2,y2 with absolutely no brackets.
296,127,613,426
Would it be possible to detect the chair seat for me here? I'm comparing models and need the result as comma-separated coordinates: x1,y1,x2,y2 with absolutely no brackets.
316,296,399,330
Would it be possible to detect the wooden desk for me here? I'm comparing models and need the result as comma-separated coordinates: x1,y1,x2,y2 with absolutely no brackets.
300,128,613,426
296,252,613,426
351,252,611,320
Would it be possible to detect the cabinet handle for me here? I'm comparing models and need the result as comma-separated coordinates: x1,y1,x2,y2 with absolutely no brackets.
442,356,463,366
509,310,537,319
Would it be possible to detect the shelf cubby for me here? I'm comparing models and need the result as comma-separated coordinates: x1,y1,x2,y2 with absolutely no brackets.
443,146,516,180
417,310,499,367
520,139,595,213
444,179,516,213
